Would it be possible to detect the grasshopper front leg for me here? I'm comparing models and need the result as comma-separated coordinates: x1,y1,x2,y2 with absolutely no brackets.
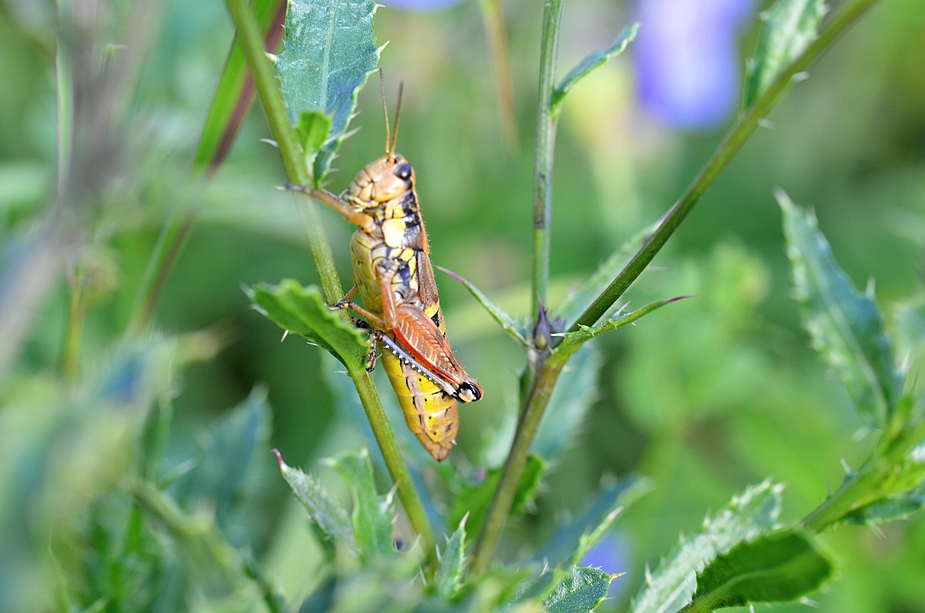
286,183,378,235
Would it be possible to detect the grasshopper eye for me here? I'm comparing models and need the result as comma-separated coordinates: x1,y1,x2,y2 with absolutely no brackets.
395,163,412,180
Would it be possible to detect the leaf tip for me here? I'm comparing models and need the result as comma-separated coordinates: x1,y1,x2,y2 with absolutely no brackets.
435,265,465,284
273,448,287,470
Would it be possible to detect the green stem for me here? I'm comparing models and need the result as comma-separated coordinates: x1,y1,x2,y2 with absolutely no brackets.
471,353,566,578
472,0,884,579
130,211,198,332
63,266,85,379
801,419,925,532
347,361,437,564
572,0,882,330
471,0,564,577
224,0,436,562
531,0,563,323
129,0,287,332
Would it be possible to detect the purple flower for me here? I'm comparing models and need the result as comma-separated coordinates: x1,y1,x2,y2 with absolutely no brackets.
633,0,756,130
579,531,632,598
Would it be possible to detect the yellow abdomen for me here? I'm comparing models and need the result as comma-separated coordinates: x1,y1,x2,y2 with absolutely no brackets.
381,347,457,461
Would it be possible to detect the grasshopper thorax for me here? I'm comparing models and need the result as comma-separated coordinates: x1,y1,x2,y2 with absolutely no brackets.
347,153,416,210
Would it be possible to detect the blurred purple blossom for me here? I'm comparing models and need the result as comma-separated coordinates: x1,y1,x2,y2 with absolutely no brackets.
579,531,632,598
379,0,466,11
633,0,757,131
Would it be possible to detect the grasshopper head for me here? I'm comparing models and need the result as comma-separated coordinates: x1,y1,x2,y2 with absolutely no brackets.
347,154,416,208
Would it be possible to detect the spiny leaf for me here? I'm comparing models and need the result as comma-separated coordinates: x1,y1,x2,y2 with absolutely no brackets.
536,476,650,571
844,443,925,525
685,530,832,611
843,482,925,526
555,221,658,328
742,0,826,109
438,265,527,346
447,454,546,540
541,566,618,613
551,23,639,116
531,345,601,461
630,481,783,613
556,297,689,358
326,449,396,565
294,110,333,170
168,389,273,548
276,0,379,184
247,280,369,367
780,191,903,426
274,450,356,554
433,514,468,600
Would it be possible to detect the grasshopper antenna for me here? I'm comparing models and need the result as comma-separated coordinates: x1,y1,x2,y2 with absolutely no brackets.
390,81,404,157
379,68,392,158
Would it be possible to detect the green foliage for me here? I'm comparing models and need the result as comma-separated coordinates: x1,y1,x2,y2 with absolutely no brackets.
554,222,658,328
742,0,826,108
630,481,783,613
780,191,904,425
531,345,601,459
551,23,639,117
448,454,546,539
276,450,357,553
327,449,398,565
541,567,618,613
3,0,923,612
248,280,370,367
439,265,528,346
684,531,832,612
843,481,925,525
536,476,650,570
433,514,468,599
276,0,379,183
192,0,282,170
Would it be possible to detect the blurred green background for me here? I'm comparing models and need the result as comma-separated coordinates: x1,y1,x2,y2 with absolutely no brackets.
2,0,925,610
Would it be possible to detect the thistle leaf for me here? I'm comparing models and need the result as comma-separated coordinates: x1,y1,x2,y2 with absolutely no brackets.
247,280,369,367
686,530,832,610
630,481,783,613
742,0,826,109
277,0,379,183
780,191,903,426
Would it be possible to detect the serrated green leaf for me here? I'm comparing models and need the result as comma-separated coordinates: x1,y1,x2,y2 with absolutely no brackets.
686,530,832,611
275,450,357,554
742,0,826,109
247,280,369,367
295,110,333,166
780,192,903,426
541,566,616,613
556,297,688,359
327,449,396,565
433,514,468,600
531,345,601,460
438,265,527,346
843,482,925,525
630,481,783,613
551,23,638,117
448,454,546,540
555,221,658,327
536,476,650,570
277,0,379,183
168,389,273,548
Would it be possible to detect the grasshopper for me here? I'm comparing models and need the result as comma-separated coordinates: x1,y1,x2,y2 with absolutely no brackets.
289,79,482,460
